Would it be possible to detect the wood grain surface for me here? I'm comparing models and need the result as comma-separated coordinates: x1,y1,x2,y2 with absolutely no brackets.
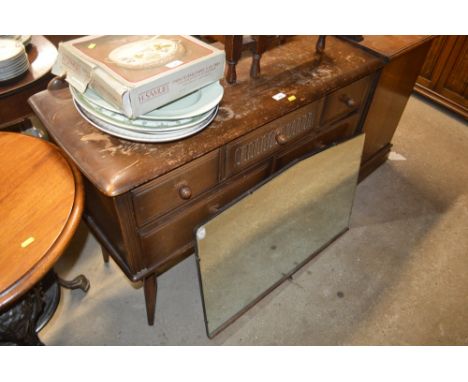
0,132,84,309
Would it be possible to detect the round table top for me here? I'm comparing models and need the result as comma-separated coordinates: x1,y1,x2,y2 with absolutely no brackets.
0,132,83,309
0,36,58,98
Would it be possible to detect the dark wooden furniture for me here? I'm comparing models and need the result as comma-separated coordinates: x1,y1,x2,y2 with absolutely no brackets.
0,36,57,134
415,36,467,119
44,35,83,48
206,35,288,84
217,35,354,85
29,36,430,327
223,35,243,84
0,133,84,345
340,35,434,180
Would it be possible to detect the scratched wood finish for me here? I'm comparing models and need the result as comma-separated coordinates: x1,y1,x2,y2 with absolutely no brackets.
0,133,84,309
0,36,57,128
29,36,383,197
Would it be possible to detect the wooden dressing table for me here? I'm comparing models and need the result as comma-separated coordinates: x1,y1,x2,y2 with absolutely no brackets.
28,35,431,326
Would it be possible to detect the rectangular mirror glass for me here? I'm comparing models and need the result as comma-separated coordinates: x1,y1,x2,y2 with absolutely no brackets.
195,134,365,337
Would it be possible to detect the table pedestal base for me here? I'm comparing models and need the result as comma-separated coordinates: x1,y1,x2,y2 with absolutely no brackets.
0,278,53,345
0,271,89,345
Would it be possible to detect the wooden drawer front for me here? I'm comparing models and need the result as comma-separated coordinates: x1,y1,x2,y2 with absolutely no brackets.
139,162,271,268
132,150,220,227
225,100,322,177
321,75,372,125
275,113,361,171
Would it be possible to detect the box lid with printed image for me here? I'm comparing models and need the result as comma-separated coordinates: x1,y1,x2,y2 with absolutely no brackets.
52,35,225,118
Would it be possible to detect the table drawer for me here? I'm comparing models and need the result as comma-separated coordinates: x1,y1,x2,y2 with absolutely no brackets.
138,161,271,268
321,75,373,125
224,100,322,177
275,113,361,171
132,150,220,227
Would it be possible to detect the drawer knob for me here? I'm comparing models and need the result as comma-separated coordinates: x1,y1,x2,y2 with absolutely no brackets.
340,94,356,108
178,185,192,200
275,133,288,145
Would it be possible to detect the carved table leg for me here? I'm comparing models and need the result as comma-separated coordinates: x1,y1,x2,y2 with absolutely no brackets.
224,35,243,84
58,275,90,293
143,274,157,326
101,245,110,263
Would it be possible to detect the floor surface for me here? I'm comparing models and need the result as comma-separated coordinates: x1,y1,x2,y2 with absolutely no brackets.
41,95,468,345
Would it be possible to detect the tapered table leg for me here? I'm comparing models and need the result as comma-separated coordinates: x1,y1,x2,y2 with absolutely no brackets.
144,274,157,326
101,245,110,263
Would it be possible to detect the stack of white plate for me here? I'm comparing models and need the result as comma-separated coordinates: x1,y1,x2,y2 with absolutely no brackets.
0,35,32,46
0,38,29,82
71,81,224,143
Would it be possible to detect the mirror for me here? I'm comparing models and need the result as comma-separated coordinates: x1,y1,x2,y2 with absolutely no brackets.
195,134,365,337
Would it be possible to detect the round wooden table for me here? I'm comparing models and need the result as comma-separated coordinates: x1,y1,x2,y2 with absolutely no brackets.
0,36,57,133
0,132,84,345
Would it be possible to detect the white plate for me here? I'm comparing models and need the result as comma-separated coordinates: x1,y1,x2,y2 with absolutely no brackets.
0,65,28,77
0,62,28,80
80,80,224,120
0,56,28,70
0,38,25,63
74,99,218,143
0,35,32,46
0,53,28,69
0,57,29,73
71,85,217,132
0,57,28,70
0,58,27,71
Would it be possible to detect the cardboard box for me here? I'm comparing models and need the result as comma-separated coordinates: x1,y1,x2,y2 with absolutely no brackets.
52,35,225,118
